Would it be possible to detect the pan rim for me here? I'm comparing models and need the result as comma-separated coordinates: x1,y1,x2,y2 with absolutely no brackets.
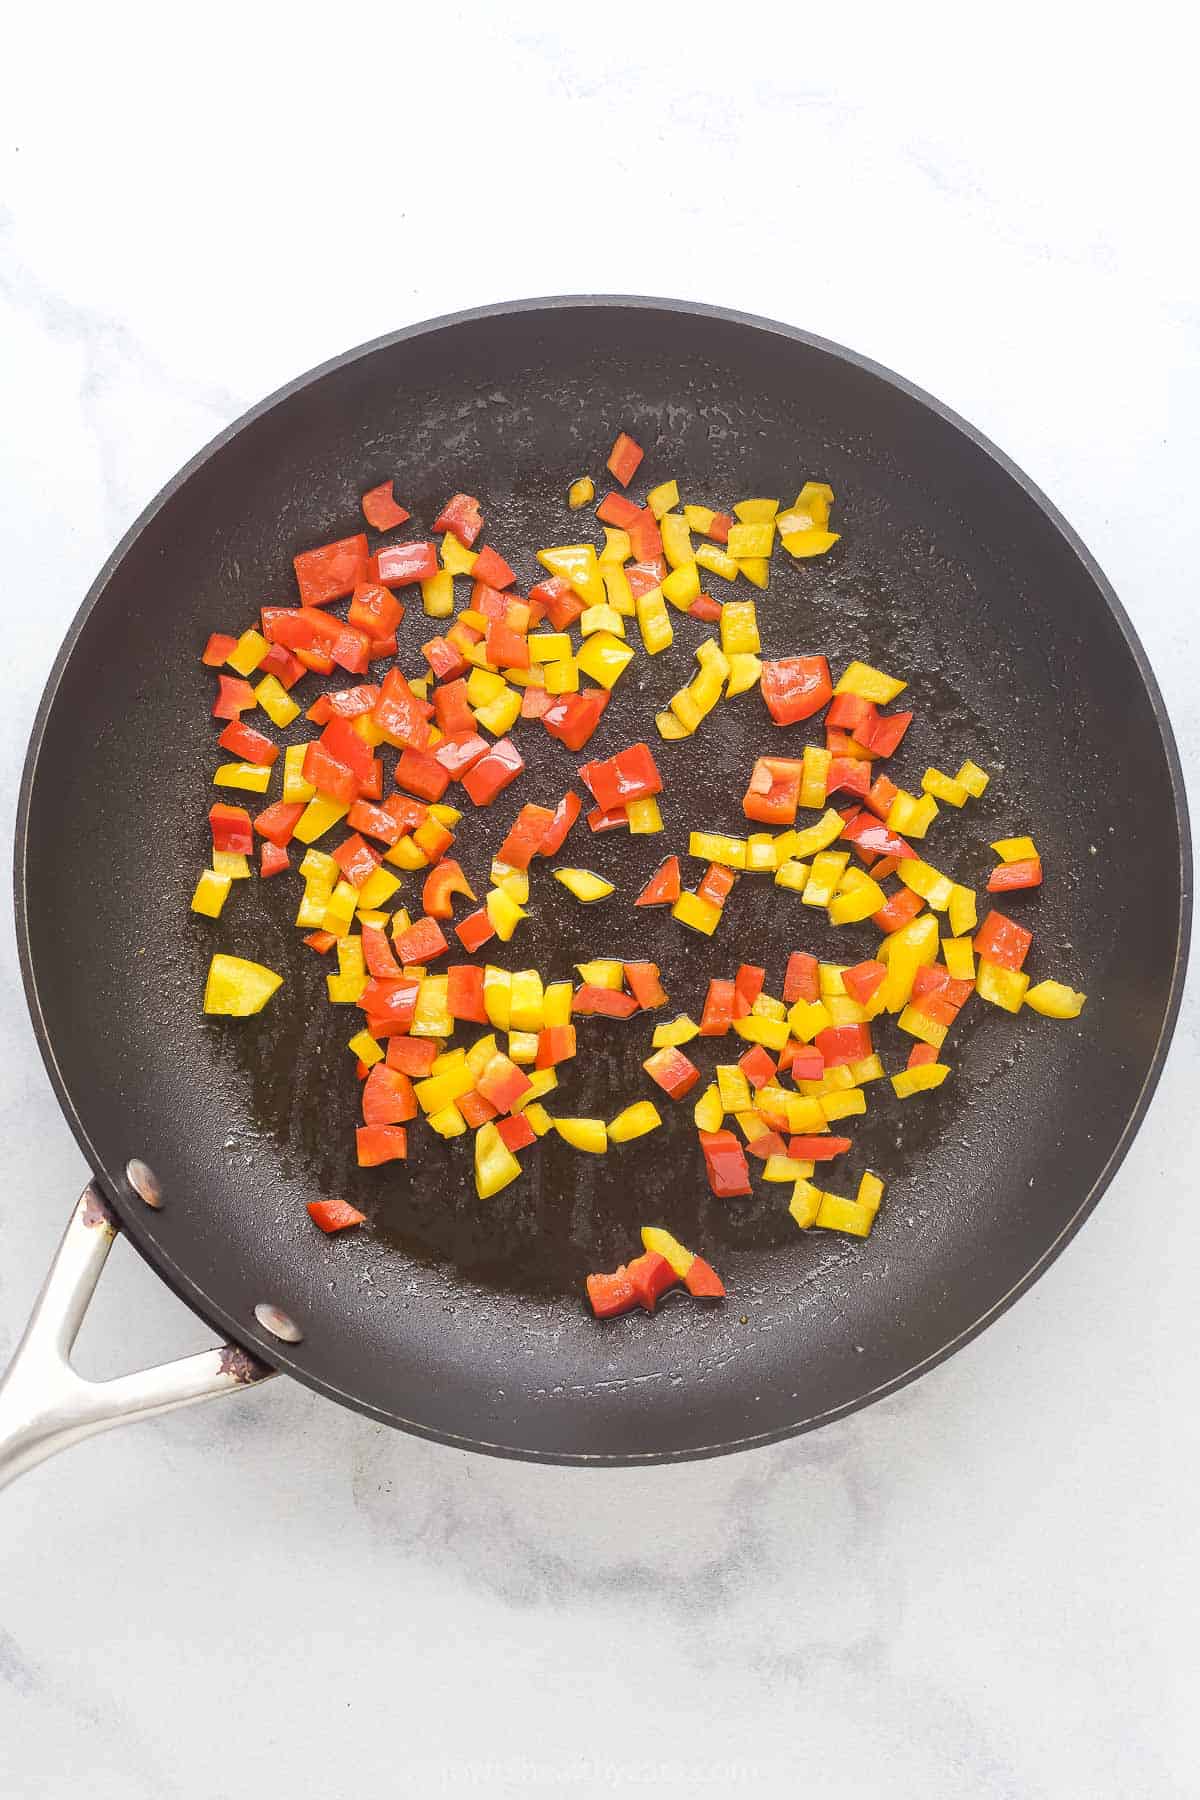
12,294,1192,1466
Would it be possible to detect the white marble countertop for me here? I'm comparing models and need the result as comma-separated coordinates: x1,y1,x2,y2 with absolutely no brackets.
1,7,1196,1796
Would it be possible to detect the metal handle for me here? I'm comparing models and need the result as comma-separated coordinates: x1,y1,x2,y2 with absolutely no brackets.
0,1184,274,1491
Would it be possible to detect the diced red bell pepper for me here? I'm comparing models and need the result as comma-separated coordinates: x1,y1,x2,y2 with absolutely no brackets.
432,492,483,548
626,1251,677,1312
529,576,585,630
361,922,402,979
387,1036,438,1076
373,668,432,750
987,858,1043,892
865,774,900,821
367,633,398,664
626,509,663,562
498,804,557,871
742,757,804,826
623,962,668,1010
209,803,254,854
496,1113,537,1153
432,677,475,735
360,480,410,532
485,619,530,670
783,951,820,1003
684,1256,725,1298
301,745,358,807
907,1042,939,1069
422,859,474,919
699,978,736,1035
217,719,278,766
211,674,258,719
538,792,583,858
827,693,875,733
535,1024,577,1067
307,1198,366,1233
346,800,402,846
476,1053,532,1113
760,656,833,726
446,964,488,1023
734,964,765,1011
293,533,370,607
356,1125,408,1166
815,1024,872,1067
412,819,453,864
596,491,642,527
738,1044,777,1089
871,855,902,882
454,908,496,954
327,622,371,677
359,977,420,1030
688,594,722,623
347,581,404,640
635,856,681,907
433,731,491,780
259,841,288,878
316,683,380,722
624,563,664,599
587,1268,638,1319
362,1064,418,1126
842,959,887,1004
374,541,438,586
543,689,610,752
872,887,925,934
521,685,554,720
330,833,381,889
259,643,306,688
471,544,516,590
699,1129,752,1198
826,727,874,760
745,1131,787,1161
975,909,1033,971
253,801,306,849
393,915,449,965
586,743,663,813
382,793,429,834
911,965,949,1001
606,431,644,487
202,632,238,667
316,716,374,785
788,1045,825,1081
587,804,628,833
395,747,452,803
304,930,337,954
643,1045,701,1097
697,862,736,908
461,738,524,806
424,638,469,684
826,756,871,800
573,984,639,1018
862,710,912,758
840,812,913,861
788,1135,852,1162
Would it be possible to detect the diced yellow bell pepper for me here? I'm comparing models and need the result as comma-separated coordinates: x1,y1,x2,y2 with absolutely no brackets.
1024,979,1086,1018
554,867,614,903
576,630,634,690
671,891,723,935
602,566,635,616
992,835,1039,863
784,1094,827,1133
955,760,990,798
789,809,846,858
803,850,850,907
780,527,839,559
485,885,526,942
542,981,573,1028
825,994,867,1026
348,1029,383,1067
834,660,906,703
850,1053,886,1085
576,958,624,989
688,664,725,717
458,608,489,633
744,834,778,873
733,497,778,523
797,745,831,811
716,1064,752,1113
890,1063,951,1100
352,867,399,913
627,796,663,834
553,1117,608,1154
750,993,787,1021
474,686,523,736
897,1004,948,1049
725,652,761,697
813,1188,878,1236
567,475,594,509
819,964,849,996
507,970,544,1033
683,505,718,535
787,998,832,1042
336,936,365,981
732,1014,790,1051
523,1102,554,1137
213,761,272,794
227,629,269,676
640,1225,694,1278
544,657,580,694
942,936,976,982
299,848,337,885
762,1155,815,1183
191,869,232,917
887,791,939,839
635,587,673,655
666,687,703,734
529,632,572,663
251,673,298,729
947,884,978,938
580,603,625,638
422,1103,463,1139
656,708,693,740
466,667,506,707
661,561,700,608
689,831,746,868
280,743,314,805
419,570,454,617
384,835,428,871
609,1100,662,1142
389,908,412,941
695,542,739,581
922,767,970,807
439,532,477,577
599,526,631,565
878,912,940,1013
295,795,350,845
726,521,776,558
512,1067,558,1112
897,858,955,912
475,1121,522,1196
828,875,886,925
735,1109,770,1145
322,879,359,938
693,1084,724,1132
719,600,760,656
789,1179,823,1230
351,711,386,748
464,1035,497,1081
507,1030,539,1064
820,1088,867,1123
211,850,251,881
653,1014,700,1048
646,479,679,519
774,859,812,892
536,543,604,607
660,513,694,570
203,953,282,1016
296,886,332,929
411,975,452,1038
490,859,527,903
976,959,1029,1013
735,557,770,589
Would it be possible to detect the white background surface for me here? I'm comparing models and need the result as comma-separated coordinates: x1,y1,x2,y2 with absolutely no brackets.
2,5,1197,1795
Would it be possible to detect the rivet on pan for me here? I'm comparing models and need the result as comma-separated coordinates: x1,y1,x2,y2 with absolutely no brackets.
254,1302,304,1345
125,1158,163,1209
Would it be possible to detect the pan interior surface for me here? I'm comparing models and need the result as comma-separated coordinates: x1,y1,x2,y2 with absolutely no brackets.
16,301,1188,1462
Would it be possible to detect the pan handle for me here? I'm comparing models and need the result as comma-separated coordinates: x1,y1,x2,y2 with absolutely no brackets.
0,1184,275,1492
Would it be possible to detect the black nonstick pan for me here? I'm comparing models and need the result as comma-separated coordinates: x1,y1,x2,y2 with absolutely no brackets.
5,297,1190,1471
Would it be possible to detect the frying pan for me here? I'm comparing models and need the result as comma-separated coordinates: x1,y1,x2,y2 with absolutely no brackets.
0,297,1189,1480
